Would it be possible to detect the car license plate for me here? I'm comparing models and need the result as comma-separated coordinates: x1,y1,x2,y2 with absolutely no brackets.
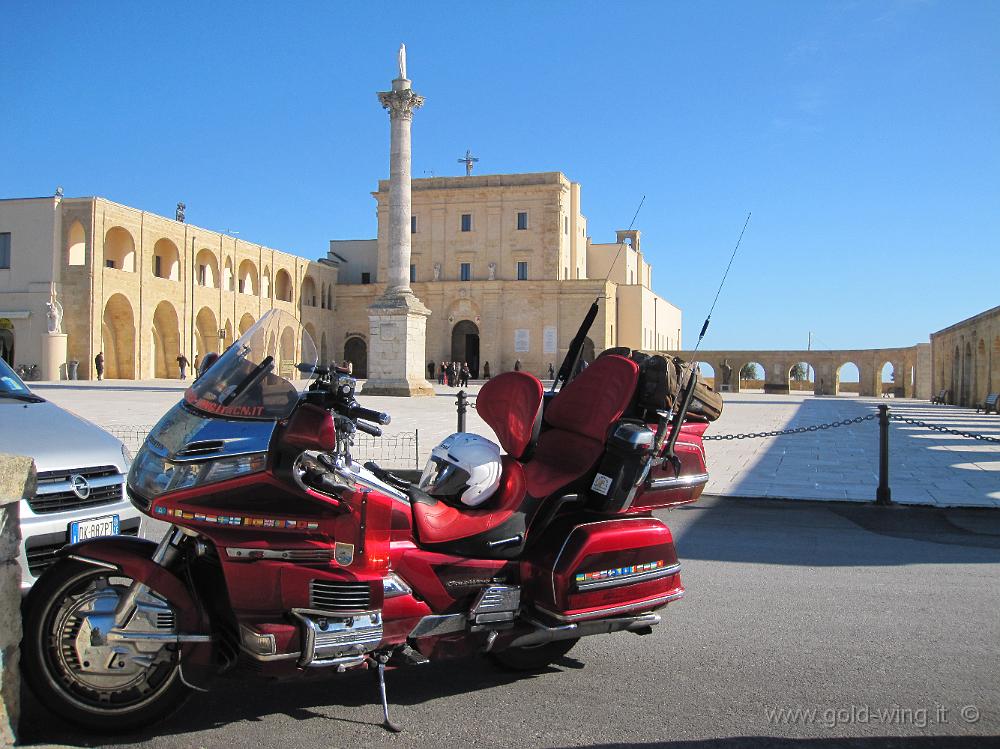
70,514,120,544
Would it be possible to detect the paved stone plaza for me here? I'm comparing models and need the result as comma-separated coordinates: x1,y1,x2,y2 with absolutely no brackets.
31,380,1000,508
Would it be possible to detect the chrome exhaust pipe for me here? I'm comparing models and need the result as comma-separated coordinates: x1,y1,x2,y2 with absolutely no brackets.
509,612,660,649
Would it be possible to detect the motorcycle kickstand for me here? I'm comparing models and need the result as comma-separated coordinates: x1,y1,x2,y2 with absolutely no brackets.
374,653,402,733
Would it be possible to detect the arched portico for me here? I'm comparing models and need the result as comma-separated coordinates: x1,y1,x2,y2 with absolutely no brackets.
102,294,136,379
151,301,181,378
345,337,367,378
195,307,220,358
451,320,480,378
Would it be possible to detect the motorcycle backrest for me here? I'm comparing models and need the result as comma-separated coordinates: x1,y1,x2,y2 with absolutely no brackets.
476,371,544,461
543,354,640,441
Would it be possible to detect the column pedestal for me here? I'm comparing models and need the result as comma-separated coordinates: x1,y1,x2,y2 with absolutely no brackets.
361,292,435,397
41,333,67,381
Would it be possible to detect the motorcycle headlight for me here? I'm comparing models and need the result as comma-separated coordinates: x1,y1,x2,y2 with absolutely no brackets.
128,446,266,499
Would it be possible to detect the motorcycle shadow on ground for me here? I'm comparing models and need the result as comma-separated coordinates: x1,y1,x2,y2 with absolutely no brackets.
18,653,584,746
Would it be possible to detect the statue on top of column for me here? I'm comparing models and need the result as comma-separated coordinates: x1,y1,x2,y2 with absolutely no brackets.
397,44,407,80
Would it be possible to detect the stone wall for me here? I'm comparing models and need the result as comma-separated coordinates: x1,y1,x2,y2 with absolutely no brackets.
930,305,1000,407
0,454,35,746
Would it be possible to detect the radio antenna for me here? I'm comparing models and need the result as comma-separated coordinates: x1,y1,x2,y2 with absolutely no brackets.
691,211,751,355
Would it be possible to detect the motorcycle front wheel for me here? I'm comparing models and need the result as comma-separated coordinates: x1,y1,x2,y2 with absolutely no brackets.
22,559,194,733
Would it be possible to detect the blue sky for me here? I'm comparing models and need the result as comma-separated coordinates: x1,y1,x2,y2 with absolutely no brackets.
3,1,997,351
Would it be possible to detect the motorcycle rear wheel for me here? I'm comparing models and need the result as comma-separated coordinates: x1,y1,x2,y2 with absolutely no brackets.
489,638,580,671
23,559,194,733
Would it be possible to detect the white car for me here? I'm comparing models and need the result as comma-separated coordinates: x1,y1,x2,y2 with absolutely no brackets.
0,358,141,591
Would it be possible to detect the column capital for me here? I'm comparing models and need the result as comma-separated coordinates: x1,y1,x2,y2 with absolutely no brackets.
378,88,424,121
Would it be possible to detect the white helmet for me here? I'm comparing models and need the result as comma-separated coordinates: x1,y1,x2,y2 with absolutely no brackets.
418,433,502,507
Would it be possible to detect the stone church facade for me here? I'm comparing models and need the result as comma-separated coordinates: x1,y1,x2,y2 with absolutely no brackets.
0,196,337,380
329,172,682,378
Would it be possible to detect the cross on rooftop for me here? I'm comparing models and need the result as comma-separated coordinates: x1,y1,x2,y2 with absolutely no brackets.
458,149,479,176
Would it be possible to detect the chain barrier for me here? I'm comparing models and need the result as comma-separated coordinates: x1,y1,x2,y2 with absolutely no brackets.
703,414,876,441
888,415,1000,443
703,412,1000,443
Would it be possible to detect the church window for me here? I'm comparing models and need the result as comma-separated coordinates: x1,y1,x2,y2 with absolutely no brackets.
361,272,371,284
410,264,416,282
411,215,418,234
106,259,115,269
460,263,471,281
517,212,528,230
517,261,528,281
198,264,207,286
154,255,162,277
461,213,472,232
0,233,9,269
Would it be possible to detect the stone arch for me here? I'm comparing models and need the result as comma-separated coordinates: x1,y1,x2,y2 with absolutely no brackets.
962,341,973,406
975,338,987,405
195,307,220,358
104,226,135,272
879,361,895,397
301,275,317,308
697,361,716,389
326,286,333,310
837,361,861,396
0,327,13,366
344,337,367,378
279,327,296,379
320,282,327,309
101,294,136,379
239,313,256,336
261,266,271,299
67,220,86,266
195,249,220,288
788,360,815,393
739,361,766,393
223,257,235,292
151,300,181,378
152,238,180,281
451,320,480,378
303,322,318,355
275,269,293,303
238,259,258,295
222,319,234,349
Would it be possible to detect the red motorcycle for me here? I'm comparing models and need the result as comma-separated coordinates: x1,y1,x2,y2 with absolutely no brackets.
23,307,714,733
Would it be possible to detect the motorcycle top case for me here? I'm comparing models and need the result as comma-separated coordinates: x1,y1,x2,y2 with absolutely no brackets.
523,516,683,622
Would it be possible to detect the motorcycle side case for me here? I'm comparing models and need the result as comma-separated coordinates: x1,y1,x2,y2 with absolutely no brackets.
628,420,709,512
522,516,682,622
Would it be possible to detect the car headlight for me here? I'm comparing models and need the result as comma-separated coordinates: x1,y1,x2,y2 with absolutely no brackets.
128,445,266,499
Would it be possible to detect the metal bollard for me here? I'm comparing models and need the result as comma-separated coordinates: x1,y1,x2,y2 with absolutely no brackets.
456,390,468,433
876,404,892,506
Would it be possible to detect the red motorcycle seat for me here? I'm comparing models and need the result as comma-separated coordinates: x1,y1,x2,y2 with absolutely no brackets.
476,372,544,461
524,355,639,498
412,456,527,545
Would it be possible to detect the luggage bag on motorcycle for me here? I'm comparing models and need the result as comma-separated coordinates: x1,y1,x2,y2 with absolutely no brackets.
524,516,684,621
600,349,724,422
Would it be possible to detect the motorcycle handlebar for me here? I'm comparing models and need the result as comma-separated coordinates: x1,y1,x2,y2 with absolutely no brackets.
348,404,391,426
355,420,383,438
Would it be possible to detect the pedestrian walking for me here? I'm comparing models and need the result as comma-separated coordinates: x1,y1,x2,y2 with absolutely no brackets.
483,361,491,380
194,354,200,372
514,359,521,372
94,352,105,381
460,362,470,388
449,361,458,387
176,354,189,380
438,361,446,385
547,362,555,380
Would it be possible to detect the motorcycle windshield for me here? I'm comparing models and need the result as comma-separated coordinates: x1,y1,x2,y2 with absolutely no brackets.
182,309,318,421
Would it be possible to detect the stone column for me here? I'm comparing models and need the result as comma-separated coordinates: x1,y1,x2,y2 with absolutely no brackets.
362,48,434,396
0,454,34,745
